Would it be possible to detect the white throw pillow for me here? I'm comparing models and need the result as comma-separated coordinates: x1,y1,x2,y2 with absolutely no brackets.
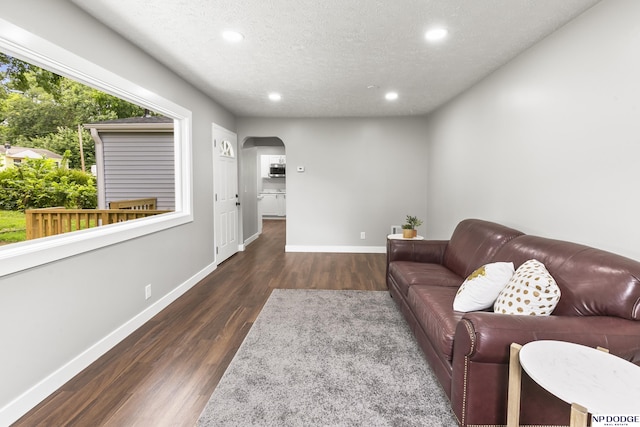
493,259,561,316
453,262,515,312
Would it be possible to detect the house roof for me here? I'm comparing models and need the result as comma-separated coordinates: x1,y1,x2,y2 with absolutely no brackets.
84,115,174,132
0,146,63,160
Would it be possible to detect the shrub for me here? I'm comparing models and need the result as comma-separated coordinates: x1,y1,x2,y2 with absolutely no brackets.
0,157,97,210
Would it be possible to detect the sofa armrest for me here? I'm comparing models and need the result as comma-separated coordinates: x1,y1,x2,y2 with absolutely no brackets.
386,239,449,264
454,312,640,364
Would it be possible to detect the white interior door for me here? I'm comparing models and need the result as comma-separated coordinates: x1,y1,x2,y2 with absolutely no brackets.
213,125,239,265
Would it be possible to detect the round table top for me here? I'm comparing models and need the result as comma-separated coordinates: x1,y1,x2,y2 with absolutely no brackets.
519,340,640,413
387,234,424,240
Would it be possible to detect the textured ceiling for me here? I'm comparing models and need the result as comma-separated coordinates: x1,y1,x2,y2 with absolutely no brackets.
71,0,600,118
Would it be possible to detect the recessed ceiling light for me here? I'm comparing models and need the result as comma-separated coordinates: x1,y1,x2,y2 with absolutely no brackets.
222,30,244,43
425,27,448,42
385,92,398,101
268,92,282,102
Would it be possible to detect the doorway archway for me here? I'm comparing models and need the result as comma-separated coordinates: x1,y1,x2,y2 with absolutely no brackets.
240,136,285,245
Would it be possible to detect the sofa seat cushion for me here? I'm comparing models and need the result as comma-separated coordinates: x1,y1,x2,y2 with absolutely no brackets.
389,261,463,297
408,285,464,361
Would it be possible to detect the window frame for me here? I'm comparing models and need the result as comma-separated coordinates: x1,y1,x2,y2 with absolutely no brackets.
0,17,193,277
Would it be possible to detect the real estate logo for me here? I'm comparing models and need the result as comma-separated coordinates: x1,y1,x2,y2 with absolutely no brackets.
592,414,640,427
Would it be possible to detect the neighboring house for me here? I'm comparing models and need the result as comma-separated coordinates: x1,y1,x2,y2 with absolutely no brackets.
84,115,175,211
0,144,64,171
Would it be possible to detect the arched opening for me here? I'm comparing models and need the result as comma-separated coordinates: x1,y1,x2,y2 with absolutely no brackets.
240,136,285,246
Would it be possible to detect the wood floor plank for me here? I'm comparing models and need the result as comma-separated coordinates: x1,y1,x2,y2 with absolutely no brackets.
13,220,387,426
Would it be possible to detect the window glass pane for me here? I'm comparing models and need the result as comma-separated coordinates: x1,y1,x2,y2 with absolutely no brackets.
1,53,176,245
0,23,192,277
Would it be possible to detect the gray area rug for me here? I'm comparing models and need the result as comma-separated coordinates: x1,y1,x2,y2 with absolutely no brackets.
197,289,458,426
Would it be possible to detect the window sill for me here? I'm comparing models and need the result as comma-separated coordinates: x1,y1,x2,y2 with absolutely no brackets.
0,211,193,277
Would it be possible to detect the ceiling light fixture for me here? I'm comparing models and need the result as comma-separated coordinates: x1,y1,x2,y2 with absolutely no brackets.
222,30,244,43
425,27,448,42
268,92,282,102
385,92,399,101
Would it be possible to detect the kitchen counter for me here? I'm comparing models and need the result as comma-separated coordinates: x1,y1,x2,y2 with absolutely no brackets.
259,190,286,194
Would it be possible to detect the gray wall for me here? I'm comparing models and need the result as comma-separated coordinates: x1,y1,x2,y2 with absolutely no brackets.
238,117,429,250
241,146,259,240
101,132,175,210
425,0,640,260
0,0,234,420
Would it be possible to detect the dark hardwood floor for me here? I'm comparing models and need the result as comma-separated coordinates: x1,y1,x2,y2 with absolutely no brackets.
14,220,387,426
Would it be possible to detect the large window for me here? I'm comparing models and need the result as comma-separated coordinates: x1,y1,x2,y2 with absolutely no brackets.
0,18,193,277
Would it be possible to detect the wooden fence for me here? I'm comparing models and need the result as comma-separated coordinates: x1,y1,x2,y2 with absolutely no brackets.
25,204,169,240
109,198,157,210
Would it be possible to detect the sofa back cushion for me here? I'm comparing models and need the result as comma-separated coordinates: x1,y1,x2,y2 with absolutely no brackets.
493,235,640,320
443,219,524,278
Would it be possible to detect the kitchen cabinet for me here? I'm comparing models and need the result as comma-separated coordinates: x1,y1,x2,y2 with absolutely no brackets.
260,193,286,217
261,194,278,216
278,193,286,216
260,155,271,178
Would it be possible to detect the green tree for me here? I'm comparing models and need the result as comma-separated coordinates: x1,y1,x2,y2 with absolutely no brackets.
2,86,68,143
0,53,63,99
1,53,147,167
24,127,95,170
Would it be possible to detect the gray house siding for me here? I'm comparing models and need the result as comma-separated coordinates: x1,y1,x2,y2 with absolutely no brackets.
100,132,175,211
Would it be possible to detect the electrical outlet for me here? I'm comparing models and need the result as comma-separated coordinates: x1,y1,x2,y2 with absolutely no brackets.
145,284,152,300
360,231,366,239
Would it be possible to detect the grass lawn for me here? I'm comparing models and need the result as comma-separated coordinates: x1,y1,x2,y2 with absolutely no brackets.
0,210,26,244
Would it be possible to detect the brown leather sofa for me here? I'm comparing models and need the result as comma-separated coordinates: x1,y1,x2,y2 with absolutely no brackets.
386,218,640,427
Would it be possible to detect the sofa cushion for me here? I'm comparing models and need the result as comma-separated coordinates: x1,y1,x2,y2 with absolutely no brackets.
494,236,640,320
443,219,524,279
408,285,463,361
453,262,515,312
389,261,463,297
494,259,561,316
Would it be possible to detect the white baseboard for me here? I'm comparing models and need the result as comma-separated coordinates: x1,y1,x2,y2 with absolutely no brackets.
285,245,386,254
0,261,217,426
243,232,260,247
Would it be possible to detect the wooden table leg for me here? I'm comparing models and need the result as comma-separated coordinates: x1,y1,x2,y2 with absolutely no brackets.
507,343,523,427
570,403,588,427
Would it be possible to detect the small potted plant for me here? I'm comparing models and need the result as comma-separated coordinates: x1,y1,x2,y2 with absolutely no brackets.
401,215,423,238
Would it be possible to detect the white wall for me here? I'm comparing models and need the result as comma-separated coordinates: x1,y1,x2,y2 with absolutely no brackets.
238,117,429,251
425,0,640,260
0,1,234,423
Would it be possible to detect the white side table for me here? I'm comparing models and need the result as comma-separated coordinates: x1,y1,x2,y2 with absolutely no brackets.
387,233,424,240
507,340,640,427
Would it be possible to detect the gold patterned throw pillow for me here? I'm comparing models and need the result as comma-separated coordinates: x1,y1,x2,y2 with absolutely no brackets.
453,262,515,312
493,259,561,316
